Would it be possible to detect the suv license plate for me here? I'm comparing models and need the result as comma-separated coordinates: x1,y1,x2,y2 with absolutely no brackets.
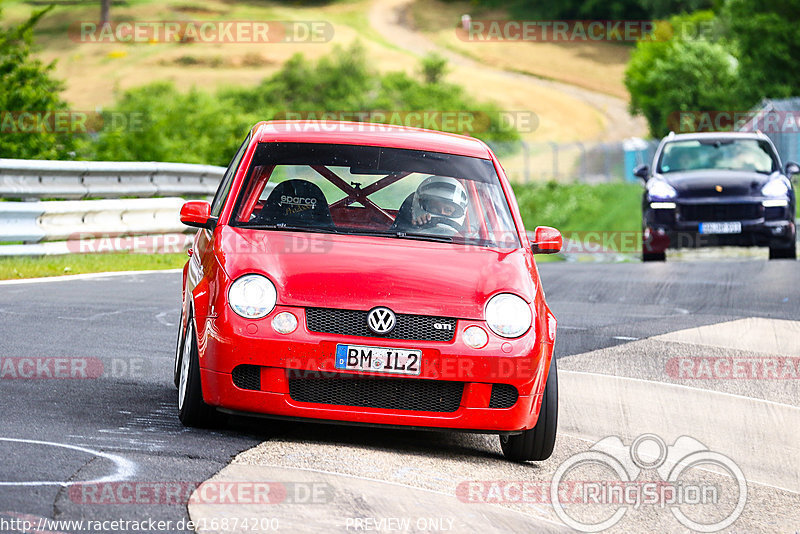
699,222,742,234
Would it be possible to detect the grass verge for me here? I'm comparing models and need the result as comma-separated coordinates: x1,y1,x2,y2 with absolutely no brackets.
0,183,642,278
514,182,641,233
0,253,187,280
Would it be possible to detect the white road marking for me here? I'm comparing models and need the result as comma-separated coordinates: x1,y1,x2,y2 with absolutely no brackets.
0,269,181,286
156,311,177,327
612,336,639,341
0,438,136,487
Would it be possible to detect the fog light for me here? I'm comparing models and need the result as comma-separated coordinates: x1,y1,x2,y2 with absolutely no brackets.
272,312,298,334
463,326,488,349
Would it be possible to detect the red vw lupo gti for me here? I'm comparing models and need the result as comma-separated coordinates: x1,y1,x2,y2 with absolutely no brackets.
175,121,562,461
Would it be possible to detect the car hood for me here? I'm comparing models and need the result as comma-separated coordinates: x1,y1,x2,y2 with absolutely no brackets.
657,170,776,197
215,226,536,320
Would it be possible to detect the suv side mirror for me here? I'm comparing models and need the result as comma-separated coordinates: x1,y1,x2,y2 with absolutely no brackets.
633,164,649,181
785,161,800,177
180,201,215,229
531,226,562,254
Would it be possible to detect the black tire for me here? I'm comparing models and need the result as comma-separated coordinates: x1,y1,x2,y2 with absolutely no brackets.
642,251,666,262
769,243,796,260
500,356,558,462
173,309,185,389
177,319,221,428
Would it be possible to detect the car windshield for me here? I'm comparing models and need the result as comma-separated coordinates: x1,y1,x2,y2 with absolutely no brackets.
230,142,520,248
658,139,777,174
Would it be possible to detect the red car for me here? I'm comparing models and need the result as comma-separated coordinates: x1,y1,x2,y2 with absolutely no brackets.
175,121,562,461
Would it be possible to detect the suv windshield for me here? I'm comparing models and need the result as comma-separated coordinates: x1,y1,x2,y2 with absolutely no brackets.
658,139,777,174
230,142,520,248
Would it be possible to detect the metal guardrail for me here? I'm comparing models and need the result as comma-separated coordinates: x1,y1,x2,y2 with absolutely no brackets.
0,159,225,200
0,197,192,256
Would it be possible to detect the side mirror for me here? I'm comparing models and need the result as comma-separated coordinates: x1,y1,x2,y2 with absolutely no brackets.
785,161,800,177
633,164,649,181
180,201,214,229
531,226,562,254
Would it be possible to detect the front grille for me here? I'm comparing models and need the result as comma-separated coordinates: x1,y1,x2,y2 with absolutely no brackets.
306,308,456,342
288,373,464,412
489,384,519,409
679,203,761,222
232,365,261,391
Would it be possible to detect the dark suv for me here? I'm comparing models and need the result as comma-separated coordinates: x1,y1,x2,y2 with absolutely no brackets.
635,132,798,261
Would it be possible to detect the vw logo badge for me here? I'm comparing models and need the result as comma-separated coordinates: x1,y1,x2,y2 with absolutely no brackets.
367,307,396,335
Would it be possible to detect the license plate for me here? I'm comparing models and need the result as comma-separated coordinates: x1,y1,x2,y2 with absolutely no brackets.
699,222,742,234
335,344,421,376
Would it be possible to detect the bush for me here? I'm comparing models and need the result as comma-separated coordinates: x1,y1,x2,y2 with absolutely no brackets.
513,181,641,233
625,12,741,137
88,43,520,165
0,7,77,159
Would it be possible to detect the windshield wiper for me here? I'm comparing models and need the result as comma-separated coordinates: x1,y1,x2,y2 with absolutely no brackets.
240,224,453,243
341,229,454,243
238,223,341,234
393,231,453,243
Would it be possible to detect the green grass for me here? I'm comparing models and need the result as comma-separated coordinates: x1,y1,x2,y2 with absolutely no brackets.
0,253,187,280
513,181,641,233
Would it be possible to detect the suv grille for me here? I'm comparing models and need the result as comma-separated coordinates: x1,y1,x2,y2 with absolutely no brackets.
680,203,761,222
232,365,260,391
489,384,519,409
306,308,456,342
288,372,464,412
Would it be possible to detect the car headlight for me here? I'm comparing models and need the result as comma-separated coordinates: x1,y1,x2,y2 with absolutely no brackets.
647,180,678,200
761,178,790,197
485,293,533,338
228,274,277,319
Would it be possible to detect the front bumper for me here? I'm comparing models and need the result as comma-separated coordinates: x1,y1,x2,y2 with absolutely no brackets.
643,199,795,251
196,306,554,433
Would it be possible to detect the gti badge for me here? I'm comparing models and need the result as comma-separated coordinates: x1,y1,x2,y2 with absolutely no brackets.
367,307,396,334
715,185,723,193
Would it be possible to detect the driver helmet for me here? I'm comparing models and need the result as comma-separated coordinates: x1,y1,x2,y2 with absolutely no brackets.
411,175,469,231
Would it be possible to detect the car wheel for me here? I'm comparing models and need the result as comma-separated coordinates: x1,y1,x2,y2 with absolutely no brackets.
177,318,221,428
173,308,185,389
642,251,666,262
769,243,796,260
500,356,558,462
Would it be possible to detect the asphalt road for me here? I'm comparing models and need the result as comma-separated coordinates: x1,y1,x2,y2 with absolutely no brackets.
0,259,798,533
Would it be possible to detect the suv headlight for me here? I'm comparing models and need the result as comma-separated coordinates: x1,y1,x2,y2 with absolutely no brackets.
485,293,533,338
228,274,277,319
647,180,678,200
761,178,790,197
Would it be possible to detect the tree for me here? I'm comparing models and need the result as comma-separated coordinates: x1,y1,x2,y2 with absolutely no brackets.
722,0,800,104
626,35,740,136
100,0,111,25
0,7,77,159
